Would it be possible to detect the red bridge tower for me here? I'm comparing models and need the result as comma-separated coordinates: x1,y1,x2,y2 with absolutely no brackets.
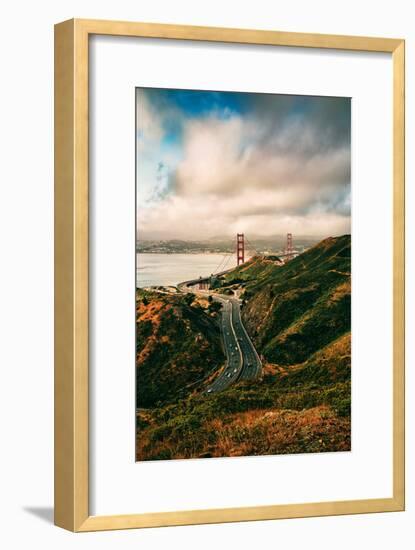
285,232,294,260
237,233,245,266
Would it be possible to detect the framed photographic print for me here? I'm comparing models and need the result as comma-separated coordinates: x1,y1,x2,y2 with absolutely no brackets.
54,19,405,531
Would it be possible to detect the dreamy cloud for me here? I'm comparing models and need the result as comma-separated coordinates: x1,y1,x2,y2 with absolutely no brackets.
136,89,182,207
136,89,351,240
136,89,163,145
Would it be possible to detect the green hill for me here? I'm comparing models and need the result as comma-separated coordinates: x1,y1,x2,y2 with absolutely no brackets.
136,236,351,461
136,290,225,408
240,235,351,366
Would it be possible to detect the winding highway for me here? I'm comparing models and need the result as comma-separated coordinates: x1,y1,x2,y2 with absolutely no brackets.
178,277,262,393
206,296,262,394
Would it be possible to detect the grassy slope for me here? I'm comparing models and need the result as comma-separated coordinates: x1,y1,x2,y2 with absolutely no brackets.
240,235,351,365
136,290,225,408
136,236,351,461
136,332,351,460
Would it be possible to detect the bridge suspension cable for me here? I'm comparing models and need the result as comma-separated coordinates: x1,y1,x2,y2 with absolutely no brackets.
212,250,234,274
218,252,235,272
245,236,260,259
208,234,263,278
210,236,237,274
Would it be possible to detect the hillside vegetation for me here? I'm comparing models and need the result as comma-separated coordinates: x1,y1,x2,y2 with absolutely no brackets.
240,234,351,365
136,290,225,408
136,236,351,460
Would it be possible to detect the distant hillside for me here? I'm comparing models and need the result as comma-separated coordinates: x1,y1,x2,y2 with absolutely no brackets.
136,290,225,408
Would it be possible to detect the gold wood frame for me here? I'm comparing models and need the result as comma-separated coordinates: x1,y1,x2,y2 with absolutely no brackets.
54,18,405,532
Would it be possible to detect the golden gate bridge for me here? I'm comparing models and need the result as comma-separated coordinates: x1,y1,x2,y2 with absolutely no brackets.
189,233,299,290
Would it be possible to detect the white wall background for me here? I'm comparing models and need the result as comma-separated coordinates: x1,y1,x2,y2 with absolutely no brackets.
0,1,413,548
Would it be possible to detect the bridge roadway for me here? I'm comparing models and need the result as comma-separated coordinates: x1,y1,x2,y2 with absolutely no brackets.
177,267,234,289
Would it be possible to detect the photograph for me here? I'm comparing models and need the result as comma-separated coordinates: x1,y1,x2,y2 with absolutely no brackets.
135,87,351,461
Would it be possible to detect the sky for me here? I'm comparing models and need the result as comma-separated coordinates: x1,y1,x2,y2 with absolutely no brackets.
136,87,351,241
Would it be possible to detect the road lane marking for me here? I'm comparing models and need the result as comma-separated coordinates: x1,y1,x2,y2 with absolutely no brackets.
233,299,262,378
